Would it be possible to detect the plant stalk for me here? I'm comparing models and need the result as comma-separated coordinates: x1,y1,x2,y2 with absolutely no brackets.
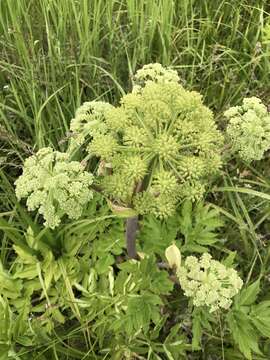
125,216,139,259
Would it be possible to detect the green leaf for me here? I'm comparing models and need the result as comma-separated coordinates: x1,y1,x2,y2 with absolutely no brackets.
227,309,262,359
138,215,178,256
13,265,39,280
181,244,208,253
251,300,270,317
93,220,125,257
44,262,56,290
0,263,23,299
51,308,65,324
12,305,28,340
150,271,173,294
164,323,190,358
237,280,260,306
222,251,237,267
179,201,223,253
123,293,162,335
0,218,38,258
251,318,270,338
251,301,270,337
162,345,175,360
216,186,270,202
16,336,33,347
95,254,115,274
13,246,37,264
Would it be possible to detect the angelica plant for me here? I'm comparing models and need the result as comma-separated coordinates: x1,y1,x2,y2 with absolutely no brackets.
15,147,94,228
15,64,224,257
225,97,270,162
78,64,224,219
65,64,224,257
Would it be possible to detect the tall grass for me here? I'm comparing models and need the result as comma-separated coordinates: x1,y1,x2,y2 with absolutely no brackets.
0,0,269,155
0,0,269,245
0,0,269,253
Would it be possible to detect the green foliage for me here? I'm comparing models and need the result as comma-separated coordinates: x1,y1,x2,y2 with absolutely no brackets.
138,214,179,256
113,293,162,335
0,216,178,358
138,201,224,257
1,179,270,359
227,308,262,360
0,0,268,156
179,201,224,253
191,308,212,351
227,280,270,359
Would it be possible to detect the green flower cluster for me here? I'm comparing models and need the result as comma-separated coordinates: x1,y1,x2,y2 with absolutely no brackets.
177,253,243,313
15,148,94,228
84,64,223,218
132,62,180,92
225,97,270,162
69,101,113,150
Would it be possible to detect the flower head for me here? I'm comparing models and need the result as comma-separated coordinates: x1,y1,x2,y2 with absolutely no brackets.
71,64,223,217
133,63,180,90
69,101,112,151
225,97,270,162
15,148,94,228
70,101,112,137
177,253,243,312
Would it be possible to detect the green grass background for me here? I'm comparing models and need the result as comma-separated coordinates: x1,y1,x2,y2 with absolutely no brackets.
1,0,270,155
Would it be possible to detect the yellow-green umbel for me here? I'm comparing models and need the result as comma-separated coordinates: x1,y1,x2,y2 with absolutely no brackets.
69,101,113,152
84,65,223,218
132,62,180,90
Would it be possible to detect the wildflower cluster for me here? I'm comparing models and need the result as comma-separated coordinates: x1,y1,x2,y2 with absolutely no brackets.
132,62,180,92
225,97,270,162
69,101,113,150
15,64,224,226
84,64,223,218
15,148,94,228
177,253,243,312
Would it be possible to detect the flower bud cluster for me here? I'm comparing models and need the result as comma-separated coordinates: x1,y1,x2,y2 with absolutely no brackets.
225,97,270,162
80,64,223,217
69,101,112,149
15,148,94,228
133,63,180,92
177,253,243,312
